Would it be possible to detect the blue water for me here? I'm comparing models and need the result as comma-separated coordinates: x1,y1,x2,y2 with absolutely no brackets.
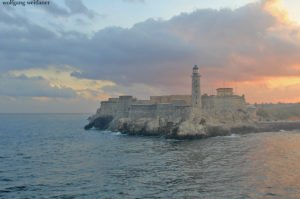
0,114,300,199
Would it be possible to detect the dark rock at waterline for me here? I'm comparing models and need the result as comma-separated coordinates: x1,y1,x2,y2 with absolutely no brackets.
165,125,231,140
84,115,113,130
84,122,94,130
117,120,179,137
230,125,258,135
85,115,300,139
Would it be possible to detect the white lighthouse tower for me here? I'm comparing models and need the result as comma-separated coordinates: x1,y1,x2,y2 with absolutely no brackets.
192,64,201,108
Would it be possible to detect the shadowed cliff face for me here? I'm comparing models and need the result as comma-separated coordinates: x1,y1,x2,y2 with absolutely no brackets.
84,115,113,130
84,105,257,138
84,113,300,140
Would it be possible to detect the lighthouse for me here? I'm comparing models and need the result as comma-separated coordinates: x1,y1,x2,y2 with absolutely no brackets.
192,65,201,108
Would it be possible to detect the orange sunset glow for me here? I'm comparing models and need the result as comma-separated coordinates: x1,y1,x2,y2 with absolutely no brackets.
195,0,300,104
1,0,300,113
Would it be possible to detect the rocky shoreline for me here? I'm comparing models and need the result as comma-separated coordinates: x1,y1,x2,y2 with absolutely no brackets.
84,116,300,139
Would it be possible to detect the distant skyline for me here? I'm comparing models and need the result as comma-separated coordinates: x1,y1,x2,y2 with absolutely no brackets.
1,0,300,113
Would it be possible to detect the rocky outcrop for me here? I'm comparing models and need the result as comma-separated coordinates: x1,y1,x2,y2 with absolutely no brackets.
115,118,177,136
85,113,300,139
84,115,114,130
85,114,256,139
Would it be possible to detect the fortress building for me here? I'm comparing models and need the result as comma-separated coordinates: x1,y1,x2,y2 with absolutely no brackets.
217,88,233,96
92,65,247,124
86,65,299,138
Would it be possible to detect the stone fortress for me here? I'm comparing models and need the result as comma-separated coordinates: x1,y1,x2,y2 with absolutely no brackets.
86,65,300,138
91,65,249,125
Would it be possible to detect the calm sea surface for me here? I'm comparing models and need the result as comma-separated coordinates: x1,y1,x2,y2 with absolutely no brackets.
0,114,300,199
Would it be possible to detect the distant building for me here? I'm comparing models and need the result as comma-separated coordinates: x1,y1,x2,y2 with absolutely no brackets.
202,90,245,110
216,88,233,96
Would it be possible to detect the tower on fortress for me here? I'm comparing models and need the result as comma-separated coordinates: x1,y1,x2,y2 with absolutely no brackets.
192,65,201,108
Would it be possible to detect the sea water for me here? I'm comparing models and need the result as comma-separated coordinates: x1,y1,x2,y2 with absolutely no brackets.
0,114,300,198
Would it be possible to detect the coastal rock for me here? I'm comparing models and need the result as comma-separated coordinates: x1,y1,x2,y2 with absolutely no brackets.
116,118,177,136
85,113,300,139
84,115,113,130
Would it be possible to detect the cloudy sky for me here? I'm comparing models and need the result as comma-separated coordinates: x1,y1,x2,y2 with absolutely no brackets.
0,0,300,113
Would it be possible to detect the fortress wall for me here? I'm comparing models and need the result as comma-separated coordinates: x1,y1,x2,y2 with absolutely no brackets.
108,98,119,102
98,101,119,116
171,105,192,122
213,96,245,110
129,104,157,119
129,103,192,122
156,104,191,121
98,96,136,117
134,100,153,105
172,100,188,106
97,92,246,121
155,104,174,120
118,96,136,118
150,95,191,105
202,95,246,110
202,96,215,109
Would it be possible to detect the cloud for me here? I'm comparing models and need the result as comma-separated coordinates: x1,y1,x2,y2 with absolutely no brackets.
227,76,300,103
74,1,300,92
0,96,99,113
6,65,115,100
0,6,28,25
1,0,300,103
37,0,98,19
65,0,98,19
122,0,145,3
40,1,69,17
0,74,76,98
103,83,166,99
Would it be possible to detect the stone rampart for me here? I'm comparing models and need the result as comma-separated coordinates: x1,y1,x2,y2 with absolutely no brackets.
150,95,191,105
129,103,192,122
202,95,245,110
98,101,118,116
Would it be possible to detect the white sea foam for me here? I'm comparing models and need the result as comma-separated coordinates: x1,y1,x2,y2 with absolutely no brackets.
224,134,240,138
111,131,127,136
